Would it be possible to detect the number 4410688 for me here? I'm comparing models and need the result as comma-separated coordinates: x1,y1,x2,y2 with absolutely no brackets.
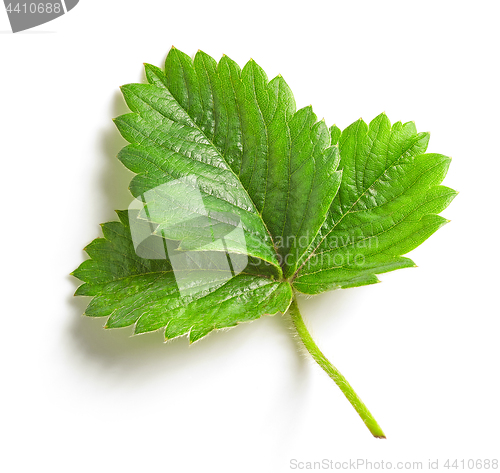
444,459,498,469
5,3,62,14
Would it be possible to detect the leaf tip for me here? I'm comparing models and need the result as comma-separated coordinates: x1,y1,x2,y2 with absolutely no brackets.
163,333,175,344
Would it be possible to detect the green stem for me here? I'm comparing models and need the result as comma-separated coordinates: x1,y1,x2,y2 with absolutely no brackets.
288,296,386,439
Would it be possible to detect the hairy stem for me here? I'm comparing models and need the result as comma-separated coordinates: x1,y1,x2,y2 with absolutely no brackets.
288,296,386,439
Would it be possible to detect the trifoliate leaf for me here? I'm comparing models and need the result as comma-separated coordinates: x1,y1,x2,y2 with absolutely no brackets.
73,48,456,438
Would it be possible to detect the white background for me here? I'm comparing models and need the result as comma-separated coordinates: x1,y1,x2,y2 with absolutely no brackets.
1,1,499,472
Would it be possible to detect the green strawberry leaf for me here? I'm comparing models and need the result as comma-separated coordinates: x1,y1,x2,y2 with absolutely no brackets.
73,48,456,438
293,113,457,293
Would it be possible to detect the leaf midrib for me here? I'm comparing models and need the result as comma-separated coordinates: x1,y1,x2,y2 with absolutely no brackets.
296,185,451,278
